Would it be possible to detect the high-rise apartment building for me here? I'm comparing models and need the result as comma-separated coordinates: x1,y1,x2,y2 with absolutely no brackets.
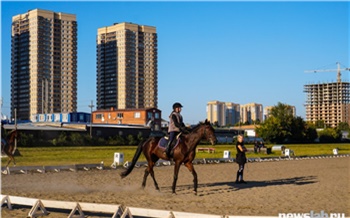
240,103,263,124
207,101,240,126
304,82,350,128
96,22,158,110
11,9,77,121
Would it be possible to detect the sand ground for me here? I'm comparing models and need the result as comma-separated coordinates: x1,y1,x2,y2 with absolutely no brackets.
1,156,349,217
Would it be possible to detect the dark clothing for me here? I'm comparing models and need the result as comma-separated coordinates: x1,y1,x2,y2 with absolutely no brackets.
168,131,178,146
236,141,247,164
235,140,247,183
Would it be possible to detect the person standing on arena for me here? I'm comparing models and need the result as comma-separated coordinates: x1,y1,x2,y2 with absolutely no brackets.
235,134,247,183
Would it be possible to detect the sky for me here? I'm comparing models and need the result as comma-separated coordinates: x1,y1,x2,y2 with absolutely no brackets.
1,1,349,124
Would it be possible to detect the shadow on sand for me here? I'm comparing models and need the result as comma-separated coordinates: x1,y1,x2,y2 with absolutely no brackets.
165,176,318,194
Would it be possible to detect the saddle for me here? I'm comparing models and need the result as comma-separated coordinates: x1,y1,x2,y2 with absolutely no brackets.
158,133,182,149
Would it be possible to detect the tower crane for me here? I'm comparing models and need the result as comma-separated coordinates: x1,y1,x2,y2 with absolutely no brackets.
305,62,350,83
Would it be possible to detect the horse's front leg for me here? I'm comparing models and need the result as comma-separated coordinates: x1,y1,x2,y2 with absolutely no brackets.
185,162,198,195
172,161,181,194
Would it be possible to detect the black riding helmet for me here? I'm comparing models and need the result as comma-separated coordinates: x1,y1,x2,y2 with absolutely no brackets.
172,102,183,110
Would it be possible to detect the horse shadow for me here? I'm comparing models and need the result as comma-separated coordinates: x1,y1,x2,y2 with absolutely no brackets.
163,176,318,195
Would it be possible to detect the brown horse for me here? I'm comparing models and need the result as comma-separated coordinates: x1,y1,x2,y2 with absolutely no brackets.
1,129,19,167
120,119,217,194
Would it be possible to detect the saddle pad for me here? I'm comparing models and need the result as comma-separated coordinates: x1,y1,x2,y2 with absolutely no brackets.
157,137,180,149
158,137,168,148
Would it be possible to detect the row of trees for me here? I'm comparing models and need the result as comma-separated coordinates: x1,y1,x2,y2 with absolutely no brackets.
17,131,145,147
255,102,345,143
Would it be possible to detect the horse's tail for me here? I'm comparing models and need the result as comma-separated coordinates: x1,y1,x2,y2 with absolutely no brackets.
120,138,148,178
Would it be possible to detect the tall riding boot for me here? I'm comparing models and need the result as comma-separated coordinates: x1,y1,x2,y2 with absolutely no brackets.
235,171,240,183
165,139,174,158
240,171,247,184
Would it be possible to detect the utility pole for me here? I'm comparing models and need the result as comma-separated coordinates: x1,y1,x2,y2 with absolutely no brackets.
88,100,94,138
14,108,17,149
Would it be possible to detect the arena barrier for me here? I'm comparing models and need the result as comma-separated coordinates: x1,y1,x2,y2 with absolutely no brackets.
1,162,104,175
1,154,349,175
1,195,278,218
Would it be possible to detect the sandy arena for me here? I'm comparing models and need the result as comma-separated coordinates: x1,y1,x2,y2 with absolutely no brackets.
1,157,349,217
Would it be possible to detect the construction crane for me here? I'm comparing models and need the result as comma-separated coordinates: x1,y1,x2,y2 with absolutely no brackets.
305,62,350,83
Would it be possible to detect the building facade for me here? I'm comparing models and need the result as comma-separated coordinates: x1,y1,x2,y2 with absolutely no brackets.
206,101,240,126
240,103,263,124
304,82,350,128
92,107,161,130
11,9,77,121
96,22,158,110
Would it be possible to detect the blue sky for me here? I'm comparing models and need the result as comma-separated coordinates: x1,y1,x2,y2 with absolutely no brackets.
1,1,349,124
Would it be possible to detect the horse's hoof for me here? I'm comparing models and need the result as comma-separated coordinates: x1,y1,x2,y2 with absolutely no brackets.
193,191,197,195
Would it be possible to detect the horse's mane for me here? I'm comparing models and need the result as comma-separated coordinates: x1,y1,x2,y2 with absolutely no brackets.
190,121,205,132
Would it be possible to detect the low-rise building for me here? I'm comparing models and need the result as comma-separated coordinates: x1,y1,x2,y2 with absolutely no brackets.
92,107,162,131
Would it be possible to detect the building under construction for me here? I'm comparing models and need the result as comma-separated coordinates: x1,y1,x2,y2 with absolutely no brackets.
304,63,350,128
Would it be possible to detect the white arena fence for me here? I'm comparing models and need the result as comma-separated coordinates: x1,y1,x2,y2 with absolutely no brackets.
1,195,276,218
1,154,350,175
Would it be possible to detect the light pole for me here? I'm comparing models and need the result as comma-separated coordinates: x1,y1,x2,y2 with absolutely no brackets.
88,100,94,138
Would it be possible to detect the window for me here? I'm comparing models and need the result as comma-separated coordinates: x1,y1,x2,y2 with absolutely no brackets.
95,114,102,119
117,113,123,118
134,112,141,118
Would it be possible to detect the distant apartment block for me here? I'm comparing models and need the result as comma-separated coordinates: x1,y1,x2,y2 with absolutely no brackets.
263,106,274,121
206,101,240,126
11,9,77,121
240,103,263,124
96,22,158,110
304,82,350,128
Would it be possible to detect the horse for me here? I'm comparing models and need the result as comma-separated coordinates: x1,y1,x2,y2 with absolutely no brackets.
120,119,217,195
1,129,19,167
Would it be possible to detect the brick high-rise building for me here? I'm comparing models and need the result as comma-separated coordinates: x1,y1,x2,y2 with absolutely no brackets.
11,9,77,121
96,22,158,110
304,82,350,128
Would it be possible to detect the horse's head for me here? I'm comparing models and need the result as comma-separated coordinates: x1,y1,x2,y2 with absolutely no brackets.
202,119,217,145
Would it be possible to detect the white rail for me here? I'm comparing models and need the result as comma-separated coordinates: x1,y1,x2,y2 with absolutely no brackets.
1,195,278,218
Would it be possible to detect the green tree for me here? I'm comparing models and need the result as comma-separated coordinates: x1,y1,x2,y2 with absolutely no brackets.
337,122,349,131
318,128,342,143
70,132,85,146
315,120,325,128
18,133,34,147
256,102,317,143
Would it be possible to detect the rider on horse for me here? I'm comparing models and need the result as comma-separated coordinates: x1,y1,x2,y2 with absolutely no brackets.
165,102,189,158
